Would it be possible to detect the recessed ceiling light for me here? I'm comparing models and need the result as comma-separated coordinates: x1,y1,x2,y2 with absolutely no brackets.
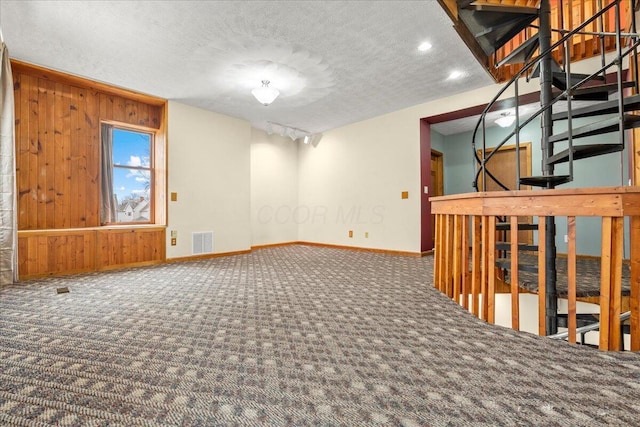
418,41,432,52
448,70,464,80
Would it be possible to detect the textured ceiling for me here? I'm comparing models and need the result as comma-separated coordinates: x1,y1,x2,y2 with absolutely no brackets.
0,0,495,134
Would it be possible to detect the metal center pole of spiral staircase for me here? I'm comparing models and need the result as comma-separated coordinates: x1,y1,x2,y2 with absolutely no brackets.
539,0,558,335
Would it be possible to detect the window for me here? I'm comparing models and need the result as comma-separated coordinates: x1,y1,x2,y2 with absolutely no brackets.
101,124,155,224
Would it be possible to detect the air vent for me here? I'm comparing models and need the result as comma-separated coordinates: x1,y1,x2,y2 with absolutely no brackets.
192,232,213,255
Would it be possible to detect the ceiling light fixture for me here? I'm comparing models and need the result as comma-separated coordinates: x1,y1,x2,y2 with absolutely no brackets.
495,112,516,128
448,70,463,80
251,80,279,106
418,41,432,52
266,122,316,145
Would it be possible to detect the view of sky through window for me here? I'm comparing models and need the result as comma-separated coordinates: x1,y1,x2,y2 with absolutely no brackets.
112,128,151,203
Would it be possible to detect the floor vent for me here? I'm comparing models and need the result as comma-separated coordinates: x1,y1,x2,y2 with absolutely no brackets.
192,232,213,255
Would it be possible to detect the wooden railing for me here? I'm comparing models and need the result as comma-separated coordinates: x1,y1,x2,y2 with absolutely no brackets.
439,0,634,83
431,187,640,351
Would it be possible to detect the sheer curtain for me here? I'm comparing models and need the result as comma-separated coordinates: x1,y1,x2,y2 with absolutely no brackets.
0,40,17,284
100,123,116,224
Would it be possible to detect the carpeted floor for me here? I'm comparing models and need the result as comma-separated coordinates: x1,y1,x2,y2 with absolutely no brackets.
1,245,639,426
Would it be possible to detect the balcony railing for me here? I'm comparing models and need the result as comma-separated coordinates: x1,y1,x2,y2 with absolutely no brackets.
430,186,640,351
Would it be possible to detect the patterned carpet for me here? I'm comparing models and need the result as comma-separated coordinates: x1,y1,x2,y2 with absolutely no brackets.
1,245,639,426
509,253,631,298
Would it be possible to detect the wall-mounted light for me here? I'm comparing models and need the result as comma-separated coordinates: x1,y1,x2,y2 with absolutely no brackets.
251,80,279,106
495,112,516,128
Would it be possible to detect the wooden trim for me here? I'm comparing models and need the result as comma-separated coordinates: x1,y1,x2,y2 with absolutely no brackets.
10,59,166,106
251,242,300,250
431,186,640,217
297,241,423,257
18,225,166,235
166,249,252,263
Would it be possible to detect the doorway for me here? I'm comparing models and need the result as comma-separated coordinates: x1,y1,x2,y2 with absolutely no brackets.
477,143,533,244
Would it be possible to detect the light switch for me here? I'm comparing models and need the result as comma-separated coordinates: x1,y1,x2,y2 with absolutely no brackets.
401,191,409,199
171,192,178,201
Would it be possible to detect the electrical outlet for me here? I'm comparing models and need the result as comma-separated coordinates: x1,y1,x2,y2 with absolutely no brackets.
365,232,369,238
348,230,353,238
171,237,177,246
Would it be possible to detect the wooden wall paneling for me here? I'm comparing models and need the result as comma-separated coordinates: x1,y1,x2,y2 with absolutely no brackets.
63,82,72,228
125,99,137,125
85,90,100,227
96,228,165,271
17,230,97,278
99,93,113,125
13,62,167,278
15,73,27,229
54,82,65,229
43,79,55,230
28,74,39,230
70,86,81,228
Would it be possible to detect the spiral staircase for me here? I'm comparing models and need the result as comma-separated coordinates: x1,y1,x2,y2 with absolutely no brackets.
436,0,640,346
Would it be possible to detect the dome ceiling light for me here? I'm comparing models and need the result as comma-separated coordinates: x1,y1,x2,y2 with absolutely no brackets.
251,80,279,106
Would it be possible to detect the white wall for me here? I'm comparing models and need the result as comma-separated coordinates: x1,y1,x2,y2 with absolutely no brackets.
166,101,251,258
297,113,421,252
250,129,299,246
296,81,536,253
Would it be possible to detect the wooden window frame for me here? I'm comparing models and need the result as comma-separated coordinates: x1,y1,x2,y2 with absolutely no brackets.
100,120,165,226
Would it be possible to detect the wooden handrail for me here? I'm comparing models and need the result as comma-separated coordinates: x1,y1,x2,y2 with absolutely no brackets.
431,187,640,351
